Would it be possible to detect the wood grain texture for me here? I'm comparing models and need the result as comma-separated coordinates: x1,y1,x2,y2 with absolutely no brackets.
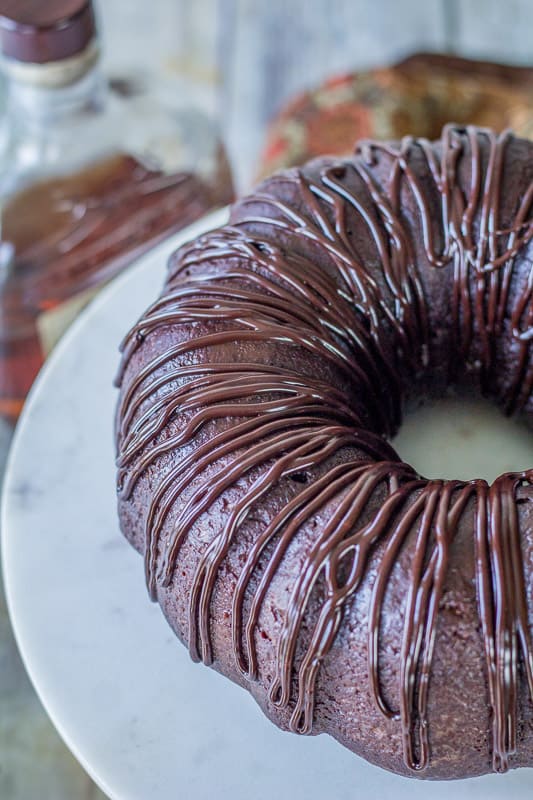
98,0,533,188
217,0,449,186
452,0,533,63
98,0,451,188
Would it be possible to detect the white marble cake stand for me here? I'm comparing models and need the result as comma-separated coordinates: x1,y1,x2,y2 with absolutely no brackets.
3,208,533,799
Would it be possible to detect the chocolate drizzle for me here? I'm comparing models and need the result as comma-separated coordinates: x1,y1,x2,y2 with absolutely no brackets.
115,126,533,774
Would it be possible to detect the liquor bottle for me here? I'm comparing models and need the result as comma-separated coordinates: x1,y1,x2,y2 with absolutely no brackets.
0,0,233,424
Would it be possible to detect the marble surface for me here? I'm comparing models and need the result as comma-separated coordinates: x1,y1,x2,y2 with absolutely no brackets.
3,209,533,799
0,419,106,799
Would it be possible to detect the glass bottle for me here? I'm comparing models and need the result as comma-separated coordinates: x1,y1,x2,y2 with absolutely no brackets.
0,0,234,424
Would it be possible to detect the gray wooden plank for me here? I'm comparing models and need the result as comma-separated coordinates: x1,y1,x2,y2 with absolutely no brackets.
219,0,449,188
453,0,533,63
98,0,454,190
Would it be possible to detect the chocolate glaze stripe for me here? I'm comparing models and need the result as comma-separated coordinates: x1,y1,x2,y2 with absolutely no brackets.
117,259,396,437
169,229,403,432
116,126,533,773
359,126,533,403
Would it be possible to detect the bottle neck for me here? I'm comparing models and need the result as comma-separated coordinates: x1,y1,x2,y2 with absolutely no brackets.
4,41,106,124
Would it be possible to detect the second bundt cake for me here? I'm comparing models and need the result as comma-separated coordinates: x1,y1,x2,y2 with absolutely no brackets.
115,125,533,780
259,53,533,178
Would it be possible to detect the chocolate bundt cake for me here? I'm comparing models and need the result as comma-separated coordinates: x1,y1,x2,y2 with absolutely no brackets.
115,125,533,780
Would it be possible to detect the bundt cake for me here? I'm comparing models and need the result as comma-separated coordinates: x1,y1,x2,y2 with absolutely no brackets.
115,125,533,780
259,53,533,178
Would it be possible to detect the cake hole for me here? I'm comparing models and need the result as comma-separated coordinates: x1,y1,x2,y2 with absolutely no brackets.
289,472,309,484
250,240,267,253
392,396,533,483
329,166,346,179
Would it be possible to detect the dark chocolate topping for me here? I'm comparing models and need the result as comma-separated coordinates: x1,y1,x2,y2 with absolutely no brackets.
115,125,533,773
0,0,96,64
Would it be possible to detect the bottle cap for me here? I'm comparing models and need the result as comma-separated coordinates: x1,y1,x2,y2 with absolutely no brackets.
0,1,96,64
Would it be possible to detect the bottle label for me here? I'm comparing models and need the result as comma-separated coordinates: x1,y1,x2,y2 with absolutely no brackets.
36,285,100,357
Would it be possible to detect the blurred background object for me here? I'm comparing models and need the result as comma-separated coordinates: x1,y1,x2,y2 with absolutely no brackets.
0,0,233,427
95,0,533,189
258,53,533,178
2,0,533,797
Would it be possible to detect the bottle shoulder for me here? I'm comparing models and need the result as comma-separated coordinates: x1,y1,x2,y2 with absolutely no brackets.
0,86,223,196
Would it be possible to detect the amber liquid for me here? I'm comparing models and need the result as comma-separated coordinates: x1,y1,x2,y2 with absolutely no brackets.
0,152,233,422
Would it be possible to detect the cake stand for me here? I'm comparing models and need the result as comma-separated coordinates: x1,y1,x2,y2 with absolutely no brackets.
3,209,533,799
